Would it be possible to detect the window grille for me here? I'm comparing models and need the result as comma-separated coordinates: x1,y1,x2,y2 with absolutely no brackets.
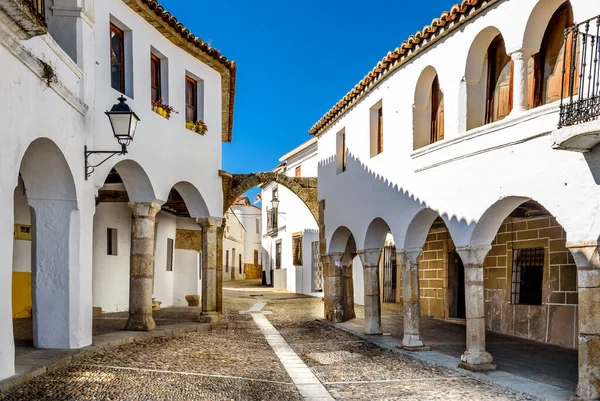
383,246,397,303
511,247,544,305
292,233,303,266
275,241,282,269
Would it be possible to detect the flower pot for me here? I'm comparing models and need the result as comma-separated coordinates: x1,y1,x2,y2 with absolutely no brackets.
156,106,164,116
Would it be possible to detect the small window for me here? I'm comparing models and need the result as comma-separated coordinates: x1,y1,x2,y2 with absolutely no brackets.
110,23,125,93
166,238,174,271
150,53,161,103
336,130,346,173
275,241,282,269
186,76,198,122
292,233,302,266
225,249,229,272
107,228,118,256
295,166,301,177
239,254,242,275
254,250,259,266
255,218,259,234
370,103,384,157
232,248,236,268
511,248,544,305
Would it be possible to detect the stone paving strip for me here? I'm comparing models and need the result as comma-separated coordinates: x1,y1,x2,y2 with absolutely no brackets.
247,302,334,401
329,319,572,401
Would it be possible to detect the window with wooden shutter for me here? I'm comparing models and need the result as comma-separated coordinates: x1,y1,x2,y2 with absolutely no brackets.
110,24,125,93
430,75,444,143
185,76,198,122
150,54,161,103
377,107,384,154
292,233,302,266
295,166,301,177
531,2,576,107
485,35,513,124
341,132,346,172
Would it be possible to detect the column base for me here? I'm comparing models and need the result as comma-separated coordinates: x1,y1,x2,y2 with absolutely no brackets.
397,345,431,352
124,314,156,331
199,311,221,323
458,361,497,372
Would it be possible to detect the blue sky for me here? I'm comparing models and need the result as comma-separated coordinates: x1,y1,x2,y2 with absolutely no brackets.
161,0,453,201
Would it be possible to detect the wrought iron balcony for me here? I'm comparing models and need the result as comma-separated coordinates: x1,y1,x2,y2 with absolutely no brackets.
25,0,45,23
559,15,600,128
0,0,47,39
266,208,278,237
553,15,600,152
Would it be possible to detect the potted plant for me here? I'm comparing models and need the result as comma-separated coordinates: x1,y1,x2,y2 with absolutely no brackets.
186,119,208,135
151,99,178,119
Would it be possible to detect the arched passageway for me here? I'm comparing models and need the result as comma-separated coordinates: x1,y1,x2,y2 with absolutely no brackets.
10,138,81,374
326,226,357,323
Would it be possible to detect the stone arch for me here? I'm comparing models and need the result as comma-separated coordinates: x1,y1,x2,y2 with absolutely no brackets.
104,159,158,203
464,26,506,130
413,66,442,150
172,181,209,218
17,138,81,349
522,0,572,53
363,217,393,250
224,172,318,223
328,225,356,255
403,208,440,250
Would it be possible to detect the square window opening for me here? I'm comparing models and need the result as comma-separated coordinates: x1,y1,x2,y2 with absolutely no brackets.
511,247,544,305
185,71,205,124
370,101,384,157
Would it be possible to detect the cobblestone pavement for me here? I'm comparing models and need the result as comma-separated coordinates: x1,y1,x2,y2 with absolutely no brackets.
2,281,535,400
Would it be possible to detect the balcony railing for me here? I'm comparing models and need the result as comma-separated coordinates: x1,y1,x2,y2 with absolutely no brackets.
24,0,45,24
266,208,278,237
559,15,600,128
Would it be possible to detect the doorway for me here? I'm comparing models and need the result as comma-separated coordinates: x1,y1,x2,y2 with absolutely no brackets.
449,251,465,319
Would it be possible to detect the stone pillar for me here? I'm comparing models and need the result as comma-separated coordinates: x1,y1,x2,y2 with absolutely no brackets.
455,246,495,371
324,252,355,322
216,220,225,314
509,48,535,116
358,249,383,335
568,242,600,400
125,202,161,331
399,248,429,350
198,217,222,322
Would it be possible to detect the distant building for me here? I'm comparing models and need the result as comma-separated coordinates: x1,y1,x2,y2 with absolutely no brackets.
261,138,322,296
231,197,263,280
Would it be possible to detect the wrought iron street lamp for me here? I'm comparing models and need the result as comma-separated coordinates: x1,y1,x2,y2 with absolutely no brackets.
271,195,280,209
85,96,140,180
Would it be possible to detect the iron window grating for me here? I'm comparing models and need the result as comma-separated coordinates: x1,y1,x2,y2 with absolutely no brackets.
511,247,545,305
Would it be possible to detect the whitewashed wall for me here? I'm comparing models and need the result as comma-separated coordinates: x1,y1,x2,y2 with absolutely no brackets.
223,210,245,281
152,212,177,307
319,0,600,257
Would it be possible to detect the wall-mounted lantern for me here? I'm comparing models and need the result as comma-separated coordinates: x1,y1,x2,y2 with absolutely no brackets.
85,96,140,180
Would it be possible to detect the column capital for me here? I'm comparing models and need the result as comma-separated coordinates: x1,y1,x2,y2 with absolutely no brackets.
508,47,536,60
455,245,491,266
128,202,161,218
197,217,224,228
326,252,345,266
357,248,382,267
399,248,423,265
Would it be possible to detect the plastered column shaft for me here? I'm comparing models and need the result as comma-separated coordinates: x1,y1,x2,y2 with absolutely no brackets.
510,49,534,116
125,202,161,331
456,246,494,370
568,243,600,400
216,221,225,314
400,249,425,348
199,217,222,319
324,252,355,322
29,199,79,347
0,186,15,380
358,249,383,335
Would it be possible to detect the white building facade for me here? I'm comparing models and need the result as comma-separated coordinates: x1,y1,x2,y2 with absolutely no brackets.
262,138,322,296
231,197,263,280
2,0,234,381
313,0,600,398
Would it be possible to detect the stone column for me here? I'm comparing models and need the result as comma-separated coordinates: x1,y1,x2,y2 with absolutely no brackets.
125,202,161,331
509,48,535,116
567,242,600,400
455,246,495,371
324,252,355,322
216,220,225,314
198,217,222,322
358,249,383,335
399,248,429,350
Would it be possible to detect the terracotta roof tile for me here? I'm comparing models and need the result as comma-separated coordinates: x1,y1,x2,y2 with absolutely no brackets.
309,0,497,137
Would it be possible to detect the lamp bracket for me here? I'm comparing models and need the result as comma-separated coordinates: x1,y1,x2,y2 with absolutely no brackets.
85,144,128,180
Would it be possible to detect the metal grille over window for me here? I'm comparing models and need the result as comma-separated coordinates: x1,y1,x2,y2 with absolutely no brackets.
267,208,278,236
511,247,544,305
383,246,397,303
27,0,45,22
275,241,282,269
312,241,323,292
